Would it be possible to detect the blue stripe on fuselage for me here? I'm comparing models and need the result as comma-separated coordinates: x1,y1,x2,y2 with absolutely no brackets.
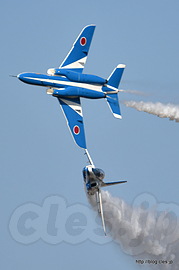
18,72,105,99
18,72,68,88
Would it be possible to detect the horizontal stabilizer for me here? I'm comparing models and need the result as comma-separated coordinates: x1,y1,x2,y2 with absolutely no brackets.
106,93,122,119
101,180,127,187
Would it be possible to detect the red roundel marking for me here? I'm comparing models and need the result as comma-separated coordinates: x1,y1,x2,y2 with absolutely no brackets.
73,125,80,135
80,37,86,46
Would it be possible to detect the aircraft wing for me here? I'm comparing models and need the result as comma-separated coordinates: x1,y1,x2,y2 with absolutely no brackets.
98,189,107,237
59,25,96,73
57,97,86,149
101,180,127,187
85,149,94,166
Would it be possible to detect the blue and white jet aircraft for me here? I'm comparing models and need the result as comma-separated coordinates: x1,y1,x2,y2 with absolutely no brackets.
17,25,125,149
83,150,127,236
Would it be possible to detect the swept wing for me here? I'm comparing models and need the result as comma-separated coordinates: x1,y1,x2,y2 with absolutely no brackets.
57,97,86,149
101,180,127,187
98,189,107,237
59,25,96,73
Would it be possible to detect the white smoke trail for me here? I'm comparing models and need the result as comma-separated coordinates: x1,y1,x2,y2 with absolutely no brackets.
119,89,149,96
123,101,179,122
87,190,179,269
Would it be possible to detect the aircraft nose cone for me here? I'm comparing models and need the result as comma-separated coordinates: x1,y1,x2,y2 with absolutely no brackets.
17,73,28,83
17,73,23,81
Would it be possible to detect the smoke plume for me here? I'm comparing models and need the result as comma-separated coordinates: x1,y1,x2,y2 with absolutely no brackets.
119,89,149,96
123,101,179,122
87,190,179,269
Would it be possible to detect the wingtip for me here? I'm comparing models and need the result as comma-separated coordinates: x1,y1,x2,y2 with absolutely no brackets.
113,113,122,119
85,24,96,28
117,64,126,69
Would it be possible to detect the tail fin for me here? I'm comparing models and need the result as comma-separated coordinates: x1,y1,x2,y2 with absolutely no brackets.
106,93,122,119
107,64,125,88
106,64,125,119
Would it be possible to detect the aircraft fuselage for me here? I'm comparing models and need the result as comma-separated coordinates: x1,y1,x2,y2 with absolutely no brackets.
16,25,124,149
83,166,105,195
17,72,113,99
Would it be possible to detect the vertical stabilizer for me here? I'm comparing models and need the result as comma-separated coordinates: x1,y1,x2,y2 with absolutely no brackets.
107,64,125,88
106,93,122,119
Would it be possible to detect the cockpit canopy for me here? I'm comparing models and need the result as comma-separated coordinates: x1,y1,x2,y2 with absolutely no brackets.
92,168,105,180
82,167,105,182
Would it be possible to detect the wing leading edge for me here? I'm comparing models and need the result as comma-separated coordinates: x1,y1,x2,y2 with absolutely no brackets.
57,97,86,149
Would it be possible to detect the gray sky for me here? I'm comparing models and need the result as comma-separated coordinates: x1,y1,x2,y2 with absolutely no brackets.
1,0,179,269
